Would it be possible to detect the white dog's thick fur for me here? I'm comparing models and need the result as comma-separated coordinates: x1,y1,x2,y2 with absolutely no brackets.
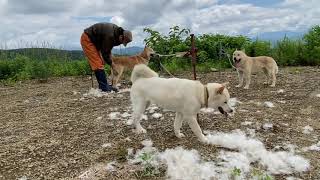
130,64,233,143
233,50,278,89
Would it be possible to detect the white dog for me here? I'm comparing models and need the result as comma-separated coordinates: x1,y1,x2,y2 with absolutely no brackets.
233,50,278,89
130,64,233,143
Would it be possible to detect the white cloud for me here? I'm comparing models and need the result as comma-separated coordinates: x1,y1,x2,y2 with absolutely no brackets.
0,0,319,49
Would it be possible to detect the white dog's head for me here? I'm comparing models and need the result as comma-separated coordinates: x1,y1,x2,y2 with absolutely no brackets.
232,50,247,67
207,82,233,117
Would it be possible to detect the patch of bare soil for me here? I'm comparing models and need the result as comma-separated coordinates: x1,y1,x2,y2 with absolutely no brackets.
0,66,319,179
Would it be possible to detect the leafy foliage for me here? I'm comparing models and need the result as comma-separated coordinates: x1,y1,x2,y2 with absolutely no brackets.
1,25,319,82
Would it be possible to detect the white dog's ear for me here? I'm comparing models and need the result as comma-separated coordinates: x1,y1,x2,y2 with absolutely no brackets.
222,82,229,88
241,48,245,52
217,86,225,94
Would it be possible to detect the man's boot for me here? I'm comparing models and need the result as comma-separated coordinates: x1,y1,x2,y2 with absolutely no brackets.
94,69,118,92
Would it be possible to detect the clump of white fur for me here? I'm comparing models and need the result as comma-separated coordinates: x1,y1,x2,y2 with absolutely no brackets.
206,130,310,174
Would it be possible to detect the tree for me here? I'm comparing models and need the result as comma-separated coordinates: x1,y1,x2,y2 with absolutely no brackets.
303,25,320,65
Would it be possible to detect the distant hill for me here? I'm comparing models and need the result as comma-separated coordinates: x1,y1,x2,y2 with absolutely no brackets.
0,46,144,61
112,46,144,55
251,31,305,44
0,48,85,60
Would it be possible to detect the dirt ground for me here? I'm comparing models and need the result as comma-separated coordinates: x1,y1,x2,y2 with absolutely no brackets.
0,66,319,180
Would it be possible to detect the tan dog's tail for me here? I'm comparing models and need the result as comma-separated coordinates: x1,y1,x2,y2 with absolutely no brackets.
275,63,279,74
131,64,158,83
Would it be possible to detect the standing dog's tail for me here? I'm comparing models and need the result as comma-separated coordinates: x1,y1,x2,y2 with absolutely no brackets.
131,64,158,83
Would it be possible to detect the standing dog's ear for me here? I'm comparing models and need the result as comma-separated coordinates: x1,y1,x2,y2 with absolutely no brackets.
241,48,246,53
217,86,225,94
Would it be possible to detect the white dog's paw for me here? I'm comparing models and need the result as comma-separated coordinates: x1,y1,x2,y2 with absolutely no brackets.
199,136,209,144
235,84,242,88
135,127,147,134
270,84,275,87
175,133,185,138
263,82,269,85
244,86,249,89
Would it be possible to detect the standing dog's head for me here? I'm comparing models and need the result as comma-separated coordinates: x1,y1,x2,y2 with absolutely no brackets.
207,82,233,117
232,50,247,68
141,46,156,60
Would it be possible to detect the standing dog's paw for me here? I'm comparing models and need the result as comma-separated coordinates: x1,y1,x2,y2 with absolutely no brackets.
244,86,249,89
235,84,242,88
270,84,275,87
175,133,185,138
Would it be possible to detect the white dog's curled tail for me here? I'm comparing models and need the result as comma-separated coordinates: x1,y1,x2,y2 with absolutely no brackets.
131,64,158,83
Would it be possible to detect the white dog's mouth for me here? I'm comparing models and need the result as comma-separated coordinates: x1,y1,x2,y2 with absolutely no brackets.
233,58,241,67
218,107,228,118
235,59,241,63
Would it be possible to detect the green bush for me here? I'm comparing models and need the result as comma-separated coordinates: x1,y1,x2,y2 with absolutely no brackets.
0,56,90,82
272,37,304,66
144,25,320,69
303,25,320,65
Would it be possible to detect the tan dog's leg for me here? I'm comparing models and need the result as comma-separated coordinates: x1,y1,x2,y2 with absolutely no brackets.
244,70,251,89
174,112,185,138
185,115,207,143
115,67,124,87
111,66,118,87
263,68,270,85
270,68,276,87
236,70,244,87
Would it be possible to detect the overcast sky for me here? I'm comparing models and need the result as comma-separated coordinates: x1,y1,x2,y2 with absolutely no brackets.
0,0,319,50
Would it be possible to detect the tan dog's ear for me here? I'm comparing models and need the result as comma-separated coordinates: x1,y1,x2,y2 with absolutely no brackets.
241,48,245,53
217,86,225,94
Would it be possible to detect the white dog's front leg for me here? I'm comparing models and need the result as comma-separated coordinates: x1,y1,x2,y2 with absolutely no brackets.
236,70,244,87
132,100,147,134
174,112,185,138
186,116,207,143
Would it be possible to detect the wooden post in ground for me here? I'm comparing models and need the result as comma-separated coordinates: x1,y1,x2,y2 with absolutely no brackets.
190,34,200,121
190,34,197,80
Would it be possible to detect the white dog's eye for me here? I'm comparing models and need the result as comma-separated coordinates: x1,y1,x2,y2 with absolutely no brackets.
224,101,227,104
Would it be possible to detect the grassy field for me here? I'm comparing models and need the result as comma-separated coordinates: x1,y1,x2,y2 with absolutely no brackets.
1,66,319,179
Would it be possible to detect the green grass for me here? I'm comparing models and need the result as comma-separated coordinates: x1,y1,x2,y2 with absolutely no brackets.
0,55,92,83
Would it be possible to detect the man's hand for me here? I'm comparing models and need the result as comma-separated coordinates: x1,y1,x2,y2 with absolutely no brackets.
102,51,112,65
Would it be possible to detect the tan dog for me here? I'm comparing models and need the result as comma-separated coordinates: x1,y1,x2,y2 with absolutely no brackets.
111,46,156,88
233,50,278,89
130,64,233,143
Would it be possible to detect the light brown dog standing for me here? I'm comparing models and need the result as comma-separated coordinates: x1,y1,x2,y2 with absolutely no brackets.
233,50,278,89
111,46,156,88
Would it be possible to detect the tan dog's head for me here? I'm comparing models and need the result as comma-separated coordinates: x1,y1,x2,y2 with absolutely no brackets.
207,82,233,117
232,50,247,67
142,46,156,60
